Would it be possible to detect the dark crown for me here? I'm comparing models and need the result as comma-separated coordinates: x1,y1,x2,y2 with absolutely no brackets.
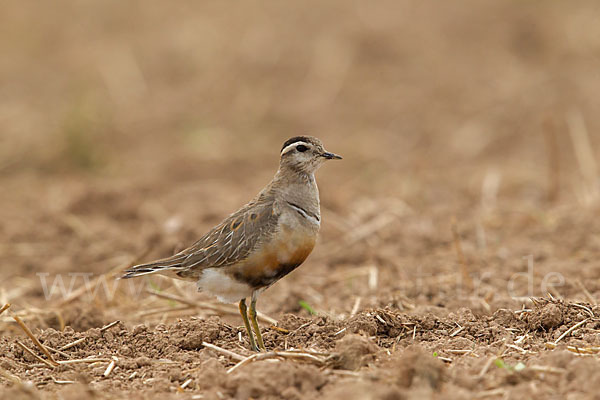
280,136,319,152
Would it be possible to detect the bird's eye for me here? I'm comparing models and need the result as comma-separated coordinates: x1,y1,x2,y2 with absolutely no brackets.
296,145,308,152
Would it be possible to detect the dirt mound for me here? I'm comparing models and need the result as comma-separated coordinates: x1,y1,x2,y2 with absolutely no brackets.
2,301,600,398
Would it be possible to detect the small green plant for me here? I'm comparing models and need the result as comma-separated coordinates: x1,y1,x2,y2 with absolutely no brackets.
494,358,526,372
299,300,316,315
147,280,161,292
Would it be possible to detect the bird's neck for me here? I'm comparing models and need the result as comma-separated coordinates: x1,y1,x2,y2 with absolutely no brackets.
271,168,320,216
273,167,315,185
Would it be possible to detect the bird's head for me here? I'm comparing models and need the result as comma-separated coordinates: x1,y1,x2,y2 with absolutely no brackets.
279,136,342,174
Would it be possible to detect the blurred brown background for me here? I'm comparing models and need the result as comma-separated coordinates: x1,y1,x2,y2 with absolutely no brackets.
2,1,600,309
3,2,600,398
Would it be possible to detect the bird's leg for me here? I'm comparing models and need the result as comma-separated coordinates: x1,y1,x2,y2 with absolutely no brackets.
249,291,266,351
239,298,258,352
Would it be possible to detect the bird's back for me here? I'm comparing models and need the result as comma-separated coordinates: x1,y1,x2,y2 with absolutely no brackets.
121,170,322,278
121,187,281,280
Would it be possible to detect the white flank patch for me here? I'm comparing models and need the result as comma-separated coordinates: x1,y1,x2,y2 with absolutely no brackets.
197,268,253,303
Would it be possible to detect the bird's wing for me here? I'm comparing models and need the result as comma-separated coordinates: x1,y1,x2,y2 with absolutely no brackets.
180,198,279,270
121,194,280,279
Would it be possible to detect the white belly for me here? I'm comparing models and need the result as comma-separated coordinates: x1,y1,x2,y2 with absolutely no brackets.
196,268,254,303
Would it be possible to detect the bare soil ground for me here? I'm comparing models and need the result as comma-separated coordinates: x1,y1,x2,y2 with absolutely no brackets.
2,1,600,399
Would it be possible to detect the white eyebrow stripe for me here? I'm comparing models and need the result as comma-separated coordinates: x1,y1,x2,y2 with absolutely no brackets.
281,141,310,156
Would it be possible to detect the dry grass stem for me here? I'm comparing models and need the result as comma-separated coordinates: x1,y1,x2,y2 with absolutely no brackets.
514,334,528,345
227,351,327,374
506,344,528,354
51,377,76,385
447,349,474,355
100,320,120,332
146,289,278,325
347,214,396,245
554,319,589,344
15,340,56,368
44,345,70,359
481,169,501,213
566,346,600,354
334,327,347,336
202,342,246,361
543,118,560,203
570,302,594,318
285,349,331,356
368,266,378,290
575,281,597,305
137,305,194,318
514,309,532,314
60,253,148,305
478,356,497,378
0,303,10,316
13,315,58,366
350,297,361,316
0,366,21,384
59,338,86,351
529,365,567,374
450,326,464,337
269,326,290,334
476,388,506,399
451,217,474,290
327,370,362,377
57,358,112,365
104,358,117,377
567,109,600,203
546,285,563,300
58,267,123,306
179,378,193,390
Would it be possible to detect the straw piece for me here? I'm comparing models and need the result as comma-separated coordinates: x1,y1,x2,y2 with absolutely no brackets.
567,109,600,203
575,280,597,305
100,320,120,332
202,342,245,361
57,358,112,365
451,217,474,290
15,340,55,369
554,319,589,344
13,315,58,366
147,289,278,325
0,366,21,384
0,303,10,316
104,360,116,377
227,351,327,374
59,338,86,351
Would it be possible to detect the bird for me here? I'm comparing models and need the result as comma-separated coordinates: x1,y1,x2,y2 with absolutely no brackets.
121,136,342,351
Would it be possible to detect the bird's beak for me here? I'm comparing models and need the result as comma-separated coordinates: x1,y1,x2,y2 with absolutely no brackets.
321,151,343,160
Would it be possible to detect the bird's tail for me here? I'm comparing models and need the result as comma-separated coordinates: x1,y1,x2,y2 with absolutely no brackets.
120,253,186,279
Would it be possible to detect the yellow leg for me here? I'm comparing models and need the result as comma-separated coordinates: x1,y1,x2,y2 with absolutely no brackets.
249,293,266,351
239,299,258,351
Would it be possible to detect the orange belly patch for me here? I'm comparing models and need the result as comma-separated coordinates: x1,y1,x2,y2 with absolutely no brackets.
229,228,316,288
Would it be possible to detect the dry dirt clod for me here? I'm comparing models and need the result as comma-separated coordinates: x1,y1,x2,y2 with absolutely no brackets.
527,300,564,331
391,346,445,391
329,334,379,371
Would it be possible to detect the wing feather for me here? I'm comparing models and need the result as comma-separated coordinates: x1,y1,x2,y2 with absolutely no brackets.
121,193,280,279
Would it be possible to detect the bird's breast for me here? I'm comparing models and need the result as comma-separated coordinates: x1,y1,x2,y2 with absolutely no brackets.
229,225,317,289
